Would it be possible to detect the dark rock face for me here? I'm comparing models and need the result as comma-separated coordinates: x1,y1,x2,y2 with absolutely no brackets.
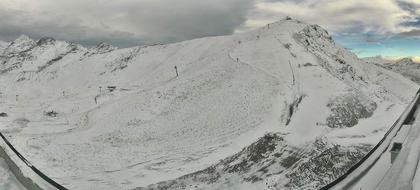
134,134,371,190
36,37,56,46
285,95,305,125
281,140,371,189
90,42,116,55
326,93,377,128
80,42,117,61
137,133,284,190
299,25,334,45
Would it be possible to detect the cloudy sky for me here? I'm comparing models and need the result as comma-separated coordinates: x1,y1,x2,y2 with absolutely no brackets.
1,0,420,59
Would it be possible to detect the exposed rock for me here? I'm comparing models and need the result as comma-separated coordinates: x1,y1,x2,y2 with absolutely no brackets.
36,37,56,46
6,35,36,53
326,93,377,128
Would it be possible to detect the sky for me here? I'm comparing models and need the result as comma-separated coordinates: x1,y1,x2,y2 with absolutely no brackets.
0,0,419,59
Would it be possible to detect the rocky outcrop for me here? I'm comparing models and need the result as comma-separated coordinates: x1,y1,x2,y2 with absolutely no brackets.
326,93,377,128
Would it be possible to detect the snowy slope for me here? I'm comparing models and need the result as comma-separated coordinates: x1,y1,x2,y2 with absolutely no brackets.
0,19,418,190
141,22,419,190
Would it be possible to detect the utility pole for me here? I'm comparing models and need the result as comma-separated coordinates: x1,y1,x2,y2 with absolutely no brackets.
174,66,179,77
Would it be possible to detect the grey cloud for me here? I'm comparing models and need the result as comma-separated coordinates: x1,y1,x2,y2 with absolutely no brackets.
120,0,253,42
2,0,420,48
398,29,420,37
0,8,141,47
365,36,381,43
246,0,420,36
397,0,420,14
400,17,420,27
0,0,254,47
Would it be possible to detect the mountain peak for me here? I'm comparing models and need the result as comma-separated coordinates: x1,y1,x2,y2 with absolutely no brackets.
7,35,36,52
92,42,116,53
13,35,34,44
397,57,415,65
36,37,56,46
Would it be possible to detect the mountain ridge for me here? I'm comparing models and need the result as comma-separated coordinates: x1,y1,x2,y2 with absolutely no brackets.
363,56,420,84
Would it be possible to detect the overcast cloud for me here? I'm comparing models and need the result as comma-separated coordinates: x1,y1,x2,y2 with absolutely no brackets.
0,0,420,47
0,0,254,46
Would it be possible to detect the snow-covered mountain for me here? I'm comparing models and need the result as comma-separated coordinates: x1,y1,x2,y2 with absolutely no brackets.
0,18,418,190
364,57,420,84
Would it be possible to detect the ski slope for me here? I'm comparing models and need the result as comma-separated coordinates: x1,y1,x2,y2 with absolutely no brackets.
0,19,418,189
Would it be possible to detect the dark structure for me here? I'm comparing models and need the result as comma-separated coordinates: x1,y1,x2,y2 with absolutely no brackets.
107,86,116,92
390,142,403,164
174,66,178,77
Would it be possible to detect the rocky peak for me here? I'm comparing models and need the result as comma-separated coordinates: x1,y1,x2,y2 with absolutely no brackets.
80,42,116,58
7,35,36,53
11,35,34,45
36,37,56,46
396,57,415,65
300,24,333,43
92,42,116,54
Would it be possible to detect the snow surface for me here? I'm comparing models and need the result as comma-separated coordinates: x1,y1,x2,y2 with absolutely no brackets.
0,157,25,190
0,19,418,189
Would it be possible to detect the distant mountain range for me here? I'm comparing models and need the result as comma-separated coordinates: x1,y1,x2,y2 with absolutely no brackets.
363,56,420,84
